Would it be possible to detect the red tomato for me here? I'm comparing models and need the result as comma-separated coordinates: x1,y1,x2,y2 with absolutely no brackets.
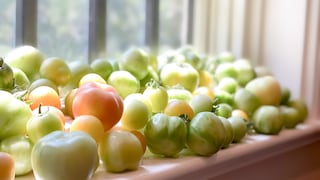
72,82,123,131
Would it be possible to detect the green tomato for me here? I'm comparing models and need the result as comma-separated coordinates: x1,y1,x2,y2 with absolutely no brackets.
107,70,140,99
90,58,114,81
12,67,30,90
120,98,150,130
279,105,300,129
233,88,260,117
66,61,93,89
252,105,283,135
219,116,234,148
214,88,234,107
280,86,291,105
245,76,282,106
167,87,193,103
143,80,168,113
216,77,238,94
0,135,33,176
0,57,14,91
26,105,64,144
214,103,233,118
227,116,247,143
233,59,256,87
288,99,308,123
4,45,44,81
187,112,226,156
144,113,187,157
119,47,149,80
176,45,202,70
160,62,199,92
216,51,235,64
99,129,144,173
189,94,214,114
0,90,32,140
214,62,238,81
31,131,99,180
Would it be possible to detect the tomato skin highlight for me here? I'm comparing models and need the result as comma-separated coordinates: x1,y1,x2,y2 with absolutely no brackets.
72,82,123,131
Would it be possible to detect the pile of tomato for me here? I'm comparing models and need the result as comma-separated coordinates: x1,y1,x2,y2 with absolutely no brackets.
0,45,308,179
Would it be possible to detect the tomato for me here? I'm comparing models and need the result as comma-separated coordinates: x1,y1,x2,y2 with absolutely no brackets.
0,135,33,176
214,103,233,118
107,70,140,98
143,80,168,113
144,113,187,157
214,88,234,107
78,73,106,86
72,82,123,131
5,45,44,81
186,112,226,156
216,77,238,94
0,57,15,92
31,131,99,180
227,116,248,143
280,86,291,105
40,57,71,86
27,105,65,143
120,98,150,130
233,88,260,117
189,94,214,114
219,116,234,148
118,47,149,80
288,99,308,123
279,105,300,129
214,62,238,81
167,87,193,102
233,59,256,86
69,115,105,144
27,85,61,110
90,58,114,81
245,76,282,106
160,62,199,92
192,86,215,100
164,100,195,121
99,129,144,172
0,152,15,180
252,105,283,135
0,90,32,141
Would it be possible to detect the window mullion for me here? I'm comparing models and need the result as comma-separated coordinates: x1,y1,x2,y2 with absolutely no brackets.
145,0,159,54
88,0,106,62
15,0,37,47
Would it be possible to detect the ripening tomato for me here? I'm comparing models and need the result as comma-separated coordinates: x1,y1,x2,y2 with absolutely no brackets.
72,82,123,131
164,100,194,121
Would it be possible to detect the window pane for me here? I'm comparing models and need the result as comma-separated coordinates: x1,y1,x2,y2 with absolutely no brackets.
106,0,145,58
0,0,15,55
159,0,184,52
37,0,89,62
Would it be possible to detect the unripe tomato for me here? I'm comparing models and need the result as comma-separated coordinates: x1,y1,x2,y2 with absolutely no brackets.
144,113,187,157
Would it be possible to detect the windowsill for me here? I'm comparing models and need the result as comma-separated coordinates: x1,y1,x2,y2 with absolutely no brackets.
17,119,320,180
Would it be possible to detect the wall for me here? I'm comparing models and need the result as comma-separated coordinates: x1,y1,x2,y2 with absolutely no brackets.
193,0,320,118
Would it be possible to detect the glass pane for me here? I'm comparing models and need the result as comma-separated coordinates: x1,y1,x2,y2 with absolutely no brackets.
106,0,145,58
159,0,184,52
0,0,15,55
37,0,89,62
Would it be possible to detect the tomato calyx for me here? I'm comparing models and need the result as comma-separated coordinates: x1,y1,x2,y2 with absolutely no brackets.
145,78,161,89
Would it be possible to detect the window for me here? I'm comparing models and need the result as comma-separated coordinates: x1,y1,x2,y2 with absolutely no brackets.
37,0,89,62
106,0,145,58
0,0,15,55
